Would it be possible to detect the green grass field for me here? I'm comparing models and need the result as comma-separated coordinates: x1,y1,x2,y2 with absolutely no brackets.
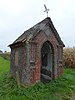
0,56,75,100
0,56,10,74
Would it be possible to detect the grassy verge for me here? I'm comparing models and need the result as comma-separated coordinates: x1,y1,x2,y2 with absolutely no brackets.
0,56,10,74
0,52,10,61
0,56,75,100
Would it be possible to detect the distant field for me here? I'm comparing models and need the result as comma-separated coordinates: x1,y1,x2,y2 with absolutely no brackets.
0,52,10,61
0,56,10,74
0,56,75,100
63,47,75,68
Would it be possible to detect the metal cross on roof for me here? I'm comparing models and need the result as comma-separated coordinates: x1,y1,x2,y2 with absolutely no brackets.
44,4,49,17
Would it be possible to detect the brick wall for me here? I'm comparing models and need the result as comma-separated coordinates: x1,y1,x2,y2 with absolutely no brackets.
29,30,63,83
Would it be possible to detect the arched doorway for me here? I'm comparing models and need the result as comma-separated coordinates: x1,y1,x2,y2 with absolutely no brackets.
41,41,54,82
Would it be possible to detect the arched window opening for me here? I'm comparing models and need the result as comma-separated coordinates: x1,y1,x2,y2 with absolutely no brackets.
41,41,54,82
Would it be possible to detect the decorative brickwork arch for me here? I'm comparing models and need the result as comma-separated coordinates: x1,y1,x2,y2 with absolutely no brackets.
41,41,54,82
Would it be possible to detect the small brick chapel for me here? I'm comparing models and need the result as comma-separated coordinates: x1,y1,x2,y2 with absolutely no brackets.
9,17,65,84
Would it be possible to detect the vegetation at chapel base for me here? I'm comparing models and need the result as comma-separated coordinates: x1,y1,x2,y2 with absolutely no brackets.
0,54,75,100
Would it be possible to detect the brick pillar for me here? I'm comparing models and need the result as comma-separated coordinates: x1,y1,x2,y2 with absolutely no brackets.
25,40,30,84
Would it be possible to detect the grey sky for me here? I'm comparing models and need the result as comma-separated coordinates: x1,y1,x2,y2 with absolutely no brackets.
0,0,75,52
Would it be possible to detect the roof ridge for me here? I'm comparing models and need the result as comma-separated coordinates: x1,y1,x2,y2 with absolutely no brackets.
13,17,50,44
9,17,65,47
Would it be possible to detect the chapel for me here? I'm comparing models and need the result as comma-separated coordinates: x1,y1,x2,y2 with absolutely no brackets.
9,17,65,84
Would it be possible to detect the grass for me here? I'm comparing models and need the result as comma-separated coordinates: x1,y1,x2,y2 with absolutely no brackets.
0,56,10,74
0,52,10,61
0,56,75,100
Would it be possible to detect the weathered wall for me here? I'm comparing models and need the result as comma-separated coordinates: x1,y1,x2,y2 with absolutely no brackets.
10,44,31,84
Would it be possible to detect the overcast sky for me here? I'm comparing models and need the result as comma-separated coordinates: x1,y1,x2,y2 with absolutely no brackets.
0,0,75,52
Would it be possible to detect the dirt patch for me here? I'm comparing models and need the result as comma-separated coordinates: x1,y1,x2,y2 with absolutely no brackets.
71,96,75,100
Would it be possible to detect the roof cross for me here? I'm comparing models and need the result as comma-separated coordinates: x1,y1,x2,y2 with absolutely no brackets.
44,4,49,17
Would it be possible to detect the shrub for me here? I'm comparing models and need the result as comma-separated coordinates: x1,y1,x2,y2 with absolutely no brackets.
63,47,75,68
